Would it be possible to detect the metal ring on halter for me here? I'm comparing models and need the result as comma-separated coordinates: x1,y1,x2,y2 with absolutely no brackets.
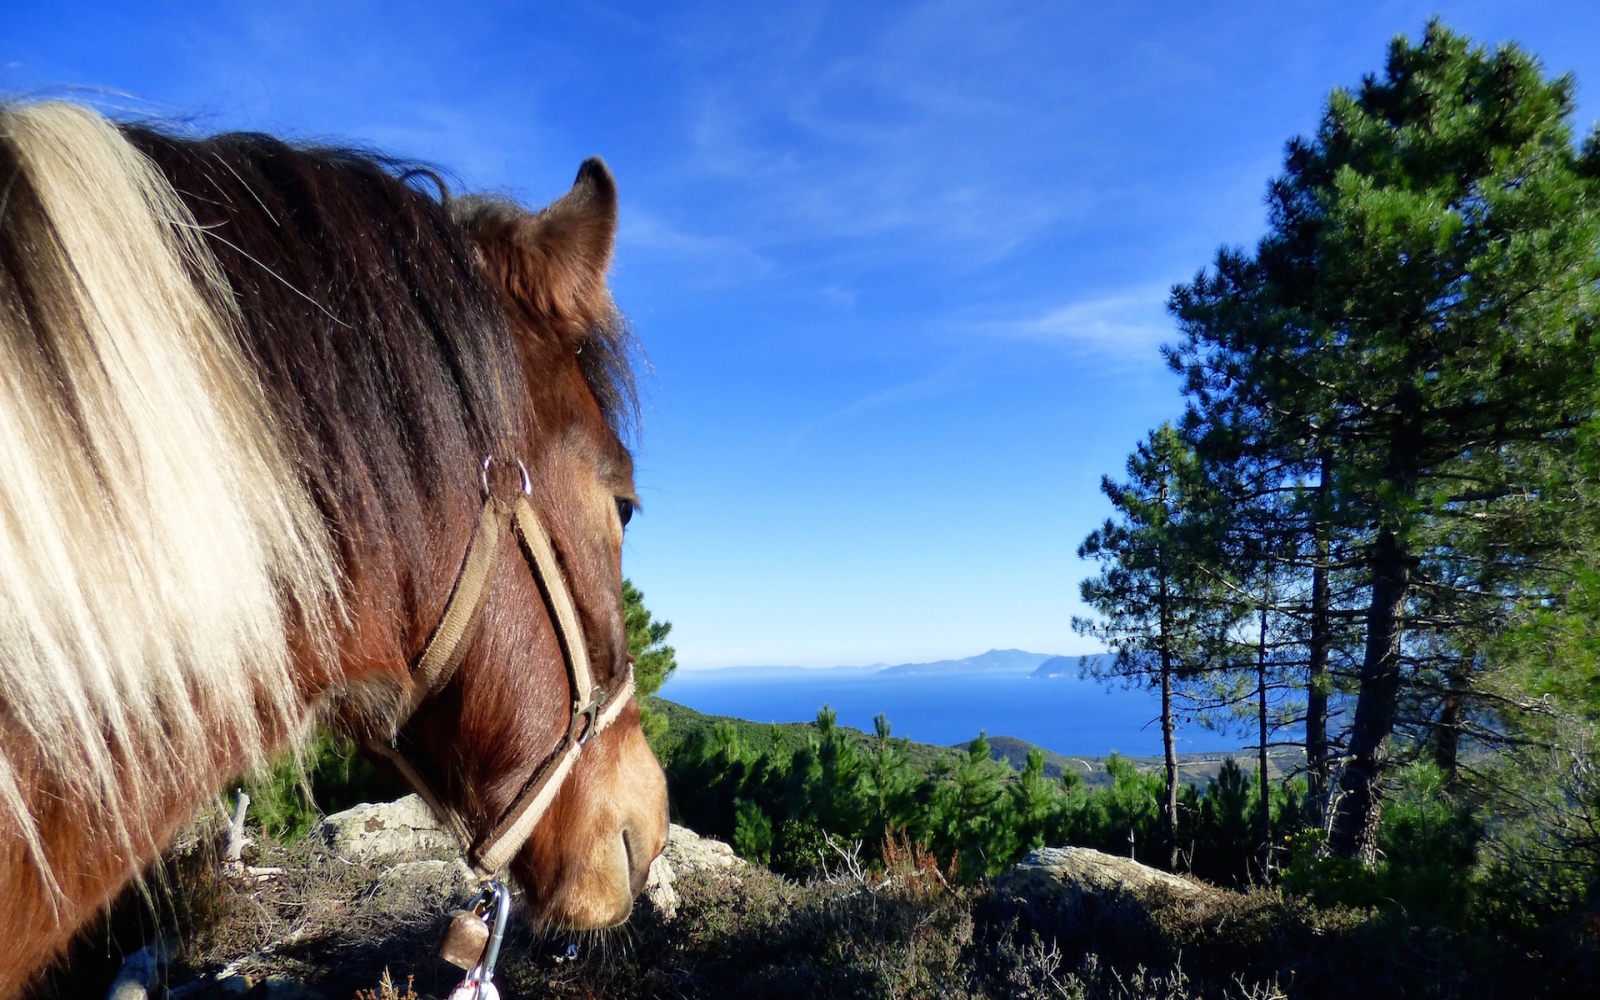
569,681,604,745
480,456,533,498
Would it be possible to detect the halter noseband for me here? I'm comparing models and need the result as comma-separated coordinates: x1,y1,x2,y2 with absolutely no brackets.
367,457,635,878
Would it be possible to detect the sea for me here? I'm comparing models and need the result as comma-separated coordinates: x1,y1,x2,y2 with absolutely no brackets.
657,660,1246,758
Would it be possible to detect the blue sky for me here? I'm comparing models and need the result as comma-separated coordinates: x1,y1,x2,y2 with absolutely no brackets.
8,2,1600,669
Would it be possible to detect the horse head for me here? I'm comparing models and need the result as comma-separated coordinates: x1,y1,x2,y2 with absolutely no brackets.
376,159,668,929
0,105,668,994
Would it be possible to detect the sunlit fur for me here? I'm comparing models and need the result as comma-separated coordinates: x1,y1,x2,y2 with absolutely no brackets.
0,103,338,900
520,705,668,928
0,102,666,996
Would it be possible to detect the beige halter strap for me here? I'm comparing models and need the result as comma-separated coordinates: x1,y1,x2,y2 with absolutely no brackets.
367,457,635,878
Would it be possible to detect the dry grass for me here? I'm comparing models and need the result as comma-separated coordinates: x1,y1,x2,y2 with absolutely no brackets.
29,820,1595,1000
354,969,418,1000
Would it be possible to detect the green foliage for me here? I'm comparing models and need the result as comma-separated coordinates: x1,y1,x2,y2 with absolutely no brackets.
658,700,1309,889
732,797,772,864
624,578,677,743
1283,763,1486,930
928,732,1016,877
241,730,406,842
624,578,676,696
1009,749,1059,854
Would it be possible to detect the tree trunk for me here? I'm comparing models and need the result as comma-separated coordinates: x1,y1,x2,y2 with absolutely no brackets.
1328,525,1410,862
1305,519,1331,831
1256,603,1271,879
1435,648,1473,785
1158,571,1179,872
1160,650,1179,870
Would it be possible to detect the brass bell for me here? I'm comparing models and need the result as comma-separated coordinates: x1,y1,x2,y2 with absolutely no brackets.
439,907,491,970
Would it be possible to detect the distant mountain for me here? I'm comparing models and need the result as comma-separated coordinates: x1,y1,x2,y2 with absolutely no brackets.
1030,652,1121,678
679,649,1082,679
874,648,1056,676
1031,655,1076,678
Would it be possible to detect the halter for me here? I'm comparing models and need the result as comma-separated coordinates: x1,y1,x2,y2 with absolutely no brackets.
367,457,635,878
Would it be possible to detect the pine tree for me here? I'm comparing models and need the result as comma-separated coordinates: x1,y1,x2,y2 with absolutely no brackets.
863,714,920,847
624,578,677,695
624,579,678,744
1075,424,1236,869
1009,748,1060,853
928,732,1012,877
1168,20,1600,861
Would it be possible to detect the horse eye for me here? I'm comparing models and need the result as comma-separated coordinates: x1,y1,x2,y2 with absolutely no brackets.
615,496,634,527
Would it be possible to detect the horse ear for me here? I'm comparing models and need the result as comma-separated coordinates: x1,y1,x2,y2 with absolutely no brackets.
461,157,618,342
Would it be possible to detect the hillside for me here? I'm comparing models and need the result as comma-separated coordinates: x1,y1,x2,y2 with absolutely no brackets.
645,696,966,775
1030,652,1120,677
38,803,1337,1000
649,696,1288,790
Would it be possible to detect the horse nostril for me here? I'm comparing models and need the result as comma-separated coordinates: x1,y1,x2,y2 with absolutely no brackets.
621,823,657,896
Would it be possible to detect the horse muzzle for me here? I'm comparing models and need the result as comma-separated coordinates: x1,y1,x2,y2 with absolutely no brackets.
517,703,668,929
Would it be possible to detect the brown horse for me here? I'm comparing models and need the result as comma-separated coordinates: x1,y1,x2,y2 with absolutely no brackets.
0,102,667,996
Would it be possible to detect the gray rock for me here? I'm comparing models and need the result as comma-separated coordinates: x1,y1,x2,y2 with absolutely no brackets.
381,857,478,890
251,980,327,1000
643,853,679,919
662,822,744,875
639,824,744,920
105,940,163,1000
997,846,1211,907
316,794,460,861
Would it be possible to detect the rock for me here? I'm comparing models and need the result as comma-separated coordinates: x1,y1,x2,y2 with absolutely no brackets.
316,794,460,861
164,977,249,1000
381,857,479,890
640,825,743,919
662,823,745,875
997,846,1212,908
105,941,162,1000
643,853,679,919
250,980,327,1000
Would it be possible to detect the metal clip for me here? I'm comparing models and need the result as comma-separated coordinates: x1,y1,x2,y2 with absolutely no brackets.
449,880,509,999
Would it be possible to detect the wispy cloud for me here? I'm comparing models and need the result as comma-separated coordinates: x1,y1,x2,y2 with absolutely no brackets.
618,209,776,287
990,286,1174,358
783,353,984,450
662,4,1106,270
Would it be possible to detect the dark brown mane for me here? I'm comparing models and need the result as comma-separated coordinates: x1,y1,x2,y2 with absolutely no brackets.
126,127,637,532
127,128,516,539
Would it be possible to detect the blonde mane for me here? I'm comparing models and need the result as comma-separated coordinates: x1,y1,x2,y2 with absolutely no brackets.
0,103,338,898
